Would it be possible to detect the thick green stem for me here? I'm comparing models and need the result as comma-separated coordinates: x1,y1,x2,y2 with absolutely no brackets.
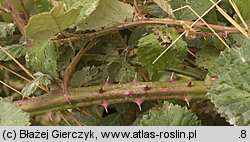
15,81,207,116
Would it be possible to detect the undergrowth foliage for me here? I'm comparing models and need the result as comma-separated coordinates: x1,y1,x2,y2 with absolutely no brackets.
0,0,250,126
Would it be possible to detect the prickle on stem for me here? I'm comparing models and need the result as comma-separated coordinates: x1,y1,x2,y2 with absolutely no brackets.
133,98,143,111
187,81,193,87
124,91,133,96
183,96,192,107
143,85,150,91
101,102,110,113
98,87,106,94
169,72,175,82
64,98,73,104
103,76,111,86
46,112,54,122
210,76,218,81
132,73,140,83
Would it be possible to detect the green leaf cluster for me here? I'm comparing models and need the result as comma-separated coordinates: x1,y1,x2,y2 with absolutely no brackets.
207,41,250,125
137,27,187,73
136,102,200,126
0,98,30,126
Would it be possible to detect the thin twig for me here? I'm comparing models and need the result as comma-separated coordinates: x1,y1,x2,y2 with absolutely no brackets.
56,18,243,43
4,0,26,36
59,111,71,126
138,67,149,82
229,0,248,30
133,0,143,19
18,0,29,21
0,80,22,95
209,0,248,38
153,0,222,64
4,0,32,47
64,110,83,126
0,7,10,13
0,45,35,80
0,64,48,92
63,40,96,95
172,5,230,49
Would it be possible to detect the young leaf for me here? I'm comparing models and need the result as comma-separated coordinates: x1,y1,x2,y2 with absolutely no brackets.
25,2,79,40
136,102,200,126
0,98,30,126
26,40,58,78
207,43,250,125
77,0,136,31
0,44,26,61
21,72,51,97
137,27,187,73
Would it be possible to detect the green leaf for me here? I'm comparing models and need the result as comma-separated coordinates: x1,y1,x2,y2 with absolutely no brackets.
0,22,15,38
136,102,200,126
137,27,187,73
195,47,221,69
77,0,136,31
112,62,136,83
70,66,99,87
128,26,147,48
234,0,250,22
153,0,174,17
0,44,26,61
21,72,51,97
62,105,103,126
75,0,100,24
34,0,53,13
26,40,58,78
99,113,124,126
25,2,79,40
170,0,215,20
207,43,250,125
0,98,30,126
60,0,100,24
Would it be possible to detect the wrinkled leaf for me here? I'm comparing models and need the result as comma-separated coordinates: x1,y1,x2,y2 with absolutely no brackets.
70,66,99,87
207,43,250,125
136,102,200,126
26,40,58,78
0,44,26,61
137,27,187,73
112,62,136,83
77,0,136,31
21,72,51,97
25,2,79,40
195,47,221,69
153,0,174,17
0,98,30,126
234,0,250,22
170,0,215,20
